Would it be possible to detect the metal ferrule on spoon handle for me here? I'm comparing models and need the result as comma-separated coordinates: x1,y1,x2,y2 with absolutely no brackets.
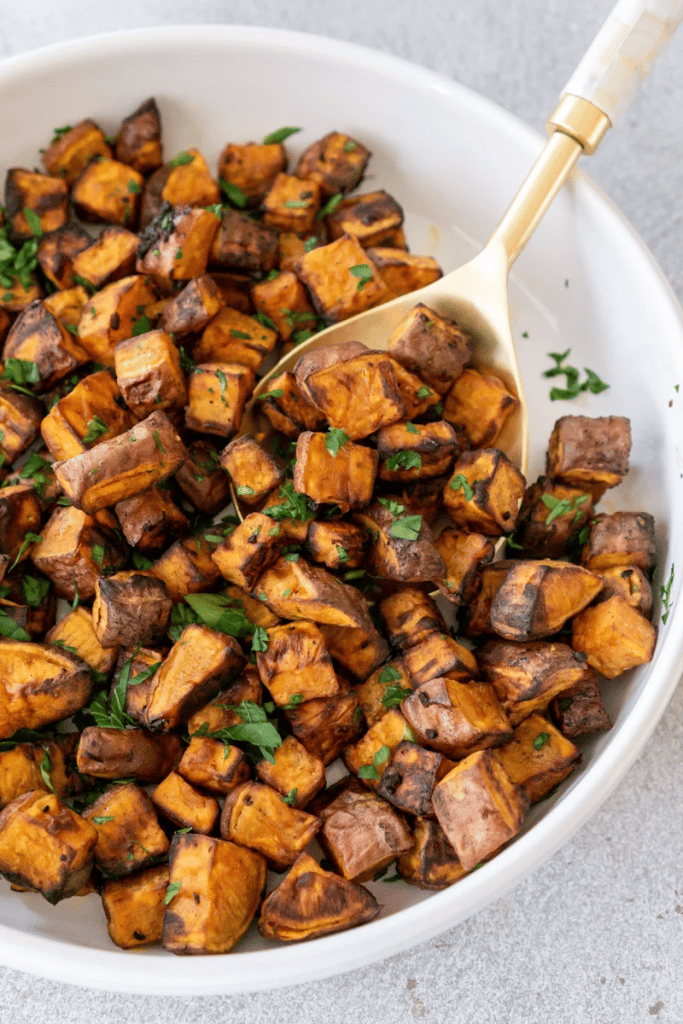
487,0,683,271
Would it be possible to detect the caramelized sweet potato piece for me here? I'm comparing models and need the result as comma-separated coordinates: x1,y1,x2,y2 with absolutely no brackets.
478,639,592,725
377,740,443,816
41,369,134,461
286,688,363,765
375,420,458,482
185,361,254,438
0,483,41,565
0,384,43,464
294,431,377,510
368,248,442,299
45,606,118,679
101,863,169,948
162,833,265,955
217,140,286,206
571,594,657,679
317,784,412,882
262,173,321,234
546,415,631,500
434,527,494,605
306,519,368,570
317,622,389,681
159,274,225,337
489,559,603,641
387,303,471,395
254,556,374,629
354,500,445,583
136,204,219,280
178,738,250,797
209,208,279,274
54,411,187,514
550,669,611,736
71,226,139,290
42,119,111,187
259,850,379,941
293,340,369,402
37,223,91,290
443,448,526,536
580,511,656,572
114,97,163,175
397,816,466,890
211,512,283,590
464,560,515,637
83,782,169,878
0,641,91,739
220,781,320,871
295,236,390,325
31,505,126,600
145,624,244,731
114,329,187,417
443,366,518,446
305,351,405,440
220,435,284,506
0,791,96,903
72,158,143,227
379,588,446,650
326,190,403,247
251,269,318,342
494,712,580,803
402,677,512,760
150,534,222,601
257,621,338,706
255,735,325,810
183,664,262,737
76,727,182,782
92,572,172,649
112,645,163,727
4,168,68,240
152,771,219,835
140,149,219,228
115,486,189,551
343,708,411,790
432,749,527,871
403,633,478,686
596,565,653,618
356,658,411,728
76,273,156,367
295,132,370,196
257,370,326,437
194,305,278,371
513,476,593,560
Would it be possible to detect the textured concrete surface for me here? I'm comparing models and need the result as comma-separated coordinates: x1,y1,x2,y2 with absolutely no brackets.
1,2,682,1021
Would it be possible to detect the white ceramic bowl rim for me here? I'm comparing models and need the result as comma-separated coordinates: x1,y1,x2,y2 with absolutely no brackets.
1,23,682,997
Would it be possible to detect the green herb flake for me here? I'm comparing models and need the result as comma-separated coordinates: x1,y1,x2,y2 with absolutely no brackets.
317,192,343,219
262,127,301,145
39,749,55,792
543,349,609,401
532,732,550,751
385,450,422,472
230,329,252,340
23,207,43,238
284,199,308,209
405,422,419,435
219,178,247,209
251,626,269,654
92,815,115,825
379,665,402,684
343,140,357,152
336,545,349,563
1,357,40,389
377,497,405,517
541,492,589,526
416,386,432,399
184,592,252,639
381,683,412,709
325,427,349,457
258,388,285,402
153,430,167,454
263,480,313,524
9,532,42,572
50,124,72,144
132,313,151,337
236,485,256,497
282,788,298,806
304,236,318,252
389,515,422,541
127,179,142,194
349,263,373,290
169,151,195,168
449,474,474,500
164,881,182,905
81,415,108,445
661,563,675,624
283,693,304,711
21,576,50,608
92,544,105,568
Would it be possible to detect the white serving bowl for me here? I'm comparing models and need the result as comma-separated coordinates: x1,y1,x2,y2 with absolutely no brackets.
1,24,682,997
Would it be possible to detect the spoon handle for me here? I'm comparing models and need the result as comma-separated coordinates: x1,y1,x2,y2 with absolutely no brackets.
563,0,683,125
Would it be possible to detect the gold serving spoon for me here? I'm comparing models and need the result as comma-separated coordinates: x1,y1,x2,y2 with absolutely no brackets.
236,0,683,492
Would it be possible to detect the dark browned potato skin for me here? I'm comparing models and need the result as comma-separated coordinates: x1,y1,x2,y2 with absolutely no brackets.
546,415,631,499
353,501,446,583
115,97,163,175
92,572,172,648
387,303,471,395
397,816,466,890
76,727,182,782
0,641,93,740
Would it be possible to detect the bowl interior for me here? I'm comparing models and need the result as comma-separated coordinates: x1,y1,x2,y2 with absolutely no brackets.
1,24,682,995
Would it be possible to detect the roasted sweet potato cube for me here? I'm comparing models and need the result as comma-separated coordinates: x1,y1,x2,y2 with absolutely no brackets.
71,158,144,227
152,771,219,835
402,677,512,760
136,204,219,280
403,633,478,687
366,248,442,300
41,369,134,461
218,588,280,636
434,528,494,605
397,816,466,890
326,190,403,247
258,370,326,437
31,505,126,600
0,640,92,739
115,486,189,551
259,850,379,941
443,366,518,448
251,269,318,342
317,622,389,681
76,727,182,782
317,785,412,882
0,271,43,313
572,594,657,679
76,273,156,367
114,329,187,417
219,434,284,506
42,119,111,187
0,791,96,902
194,306,278,373
489,559,603,641
158,274,225,338
375,420,458,482
295,132,370,196
36,223,91,290
0,483,41,564
178,738,250,796
377,591,441,654
386,303,471,396
145,624,243,731
54,411,187,514
71,228,139,293
43,286,89,338
218,141,286,206
294,340,368,400
354,500,445,583
356,658,411,728
262,173,321,234
376,740,442,816
443,448,526,536
478,639,592,726
257,621,338,706
111,645,163,726
92,572,172,649
188,666,263,730
432,749,526,871
163,833,265,955
278,229,327,272
185,361,253,438
114,98,163,175
343,708,411,790
514,476,593,560
546,415,632,501
287,688,363,765
150,534,222,600
306,519,368,570
0,736,81,809
305,351,405,440
210,208,279,274
254,556,374,629
550,669,611,736
4,168,68,240
494,712,580,803
220,781,320,871
293,431,377,510
0,383,43,464
101,863,169,949
83,782,169,878
211,512,282,590
45,606,118,678
296,236,390,325
596,564,653,618
581,511,656,573
140,149,219,228
3,299,87,390
255,735,325,810
464,560,516,637
172,440,229,515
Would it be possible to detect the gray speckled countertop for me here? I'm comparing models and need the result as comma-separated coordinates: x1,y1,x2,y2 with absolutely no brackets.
1,2,682,1021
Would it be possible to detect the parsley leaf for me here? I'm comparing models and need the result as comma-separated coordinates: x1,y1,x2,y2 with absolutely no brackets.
153,430,166,454
132,314,151,337
349,263,373,290
10,532,42,572
449,474,474,500
336,545,349,563
251,625,269,653
381,683,412,709
258,388,285,401
0,608,30,642
532,732,550,751
23,207,42,238
377,497,405,517
405,422,419,435
390,515,422,541
21,575,50,608
317,193,343,219
219,178,247,208
39,749,54,792
92,815,115,825
184,593,252,639
169,151,195,168
164,881,182,905
541,492,589,526
543,350,610,401
2,357,40,389
263,480,314,523
661,563,674,624
385,450,421,472
81,415,108,445
358,744,391,780
416,386,432,400
282,788,298,806
262,127,301,145
195,701,283,763
325,427,349,457
379,665,402,684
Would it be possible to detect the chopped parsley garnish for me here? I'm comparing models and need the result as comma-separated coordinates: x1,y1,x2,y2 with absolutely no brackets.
381,683,412,709
343,140,357,152
179,346,195,372
0,608,30,642
258,388,285,402
251,626,269,653
661,563,674,624
0,228,39,295
39,749,55,792
282,788,298,806
21,576,50,608
192,700,283,763
164,881,182,905
230,329,252,340
92,544,105,568
541,492,589,525
87,649,142,730
532,732,550,751
92,816,115,825
1,357,40,390
336,545,349,563
282,693,304,710
183,592,252,639
385,450,422,472
377,497,405,517
284,199,308,209
379,665,402,684
358,745,390,780
543,349,610,401
304,236,318,252
325,427,349,457
405,422,419,435
449,474,474,500
50,124,72,143
263,480,314,523
23,207,42,238
317,192,343,219
349,263,373,290
131,313,151,336
81,415,108,445
389,515,422,541
254,311,276,330
416,386,432,399
219,178,247,208
127,179,142,194
19,451,52,497
236,485,255,497
263,127,301,145
153,430,167,454
169,151,195,167
9,532,42,572
132,551,153,570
